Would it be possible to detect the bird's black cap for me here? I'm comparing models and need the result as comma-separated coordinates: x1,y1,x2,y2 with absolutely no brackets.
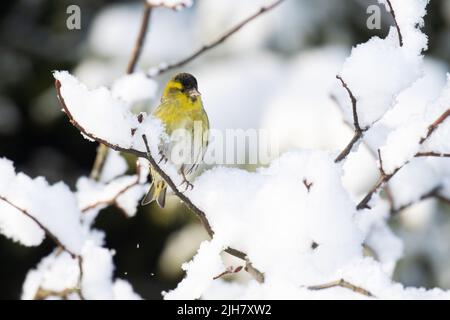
173,73,198,90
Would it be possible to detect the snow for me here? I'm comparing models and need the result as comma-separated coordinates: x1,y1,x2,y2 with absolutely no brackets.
77,175,143,220
115,183,148,217
378,0,429,53
0,200,45,247
421,76,450,153
380,119,428,174
111,72,158,104
147,0,193,10
99,150,128,183
389,159,440,209
162,151,368,298
22,235,141,300
21,251,80,300
112,279,142,300
0,157,84,254
336,34,423,127
54,71,168,160
334,0,428,128
380,76,450,174
164,237,226,300
81,241,115,300
54,71,140,149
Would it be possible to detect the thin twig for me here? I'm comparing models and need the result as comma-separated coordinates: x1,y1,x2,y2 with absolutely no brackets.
415,152,450,158
81,178,139,213
357,163,402,210
419,109,450,144
308,279,374,297
337,75,361,132
385,0,403,47
213,266,243,280
334,75,366,163
335,131,364,163
390,186,441,215
90,2,154,180
148,0,285,76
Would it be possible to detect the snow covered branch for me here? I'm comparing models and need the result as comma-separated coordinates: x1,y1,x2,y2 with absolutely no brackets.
0,195,78,258
147,0,286,76
358,107,450,211
55,74,264,282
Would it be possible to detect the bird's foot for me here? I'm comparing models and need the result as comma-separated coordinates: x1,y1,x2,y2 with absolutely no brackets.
180,174,194,192
158,150,168,164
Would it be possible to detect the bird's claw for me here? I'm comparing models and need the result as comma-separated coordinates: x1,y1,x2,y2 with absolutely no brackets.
180,178,194,192
158,150,168,164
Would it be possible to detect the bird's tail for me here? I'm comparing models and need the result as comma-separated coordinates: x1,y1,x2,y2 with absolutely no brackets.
141,176,167,208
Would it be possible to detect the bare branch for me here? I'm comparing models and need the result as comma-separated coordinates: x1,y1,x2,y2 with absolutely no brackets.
308,279,374,297
126,3,153,74
337,75,361,132
385,0,403,47
330,94,397,211
357,164,402,210
415,151,450,158
303,179,313,192
148,0,286,76
419,109,450,144
335,131,364,163
334,75,366,163
213,265,243,280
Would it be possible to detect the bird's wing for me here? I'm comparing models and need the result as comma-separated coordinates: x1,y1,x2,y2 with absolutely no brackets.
151,99,209,176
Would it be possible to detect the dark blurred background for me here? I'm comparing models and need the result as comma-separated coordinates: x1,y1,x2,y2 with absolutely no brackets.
0,0,449,299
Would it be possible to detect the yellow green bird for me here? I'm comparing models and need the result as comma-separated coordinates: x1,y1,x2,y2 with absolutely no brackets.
142,73,209,208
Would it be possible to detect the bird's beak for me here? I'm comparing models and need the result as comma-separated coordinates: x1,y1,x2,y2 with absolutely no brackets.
188,88,201,99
